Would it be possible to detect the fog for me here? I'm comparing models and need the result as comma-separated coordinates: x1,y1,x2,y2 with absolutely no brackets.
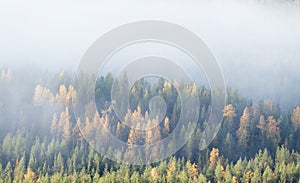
0,0,300,109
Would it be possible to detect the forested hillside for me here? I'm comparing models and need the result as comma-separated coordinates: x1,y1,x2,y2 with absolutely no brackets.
0,68,300,182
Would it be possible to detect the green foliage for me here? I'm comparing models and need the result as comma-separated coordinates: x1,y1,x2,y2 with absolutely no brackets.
1,69,300,182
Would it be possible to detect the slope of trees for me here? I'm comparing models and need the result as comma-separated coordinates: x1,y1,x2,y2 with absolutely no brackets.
0,67,300,182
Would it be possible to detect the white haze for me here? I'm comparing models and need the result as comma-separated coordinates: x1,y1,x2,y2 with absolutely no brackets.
0,0,299,108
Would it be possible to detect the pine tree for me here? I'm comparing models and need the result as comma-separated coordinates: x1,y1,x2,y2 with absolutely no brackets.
54,153,64,174
224,165,232,183
199,173,207,183
262,166,273,182
130,171,140,183
4,162,12,183
14,155,25,181
215,160,224,182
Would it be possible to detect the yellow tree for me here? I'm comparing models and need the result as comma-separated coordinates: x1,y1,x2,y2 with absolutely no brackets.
166,159,177,182
209,148,219,168
24,168,37,181
223,104,237,133
33,85,44,107
291,106,300,131
236,107,250,148
266,116,281,143
33,85,54,107
263,99,274,115
55,85,68,108
67,85,77,107
257,115,266,131
223,104,236,118
6,69,11,80
151,167,158,179
145,118,161,145
57,107,71,141
50,113,58,137
164,117,170,135
1,68,5,79
0,68,11,80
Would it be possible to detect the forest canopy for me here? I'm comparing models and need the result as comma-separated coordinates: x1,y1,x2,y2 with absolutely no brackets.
0,68,300,182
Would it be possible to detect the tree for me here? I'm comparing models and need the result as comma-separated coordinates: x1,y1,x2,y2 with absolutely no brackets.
1,68,5,80
130,171,140,183
234,158,244,181
224,165,232,183
215,160,224,182
223,104,236,118
257,115,266,132
199,173,207,183
210,148,219,168
33,85,54,107
257,115,281,144
4,162,12,183
262,166,274,183
57,107,71,141
237,107,250,148
164,117,170,135
266,116,281,144
185,161,198,180
24,167,37,181
223,104,237,134
151,167,159,180
224,133,234,157
0,68,11,80
145,118,161,145
1,134,13,165
166,159,177,183
53,153,64,174
14,155,25,181
50,113,58,137
252,168,262,183
292,106,300,131
55,85,68,107
244,170,254,183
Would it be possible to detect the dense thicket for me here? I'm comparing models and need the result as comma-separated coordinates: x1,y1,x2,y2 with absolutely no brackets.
0,68,300,182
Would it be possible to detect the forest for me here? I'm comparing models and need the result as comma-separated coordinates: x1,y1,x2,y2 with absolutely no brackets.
0,67,300,183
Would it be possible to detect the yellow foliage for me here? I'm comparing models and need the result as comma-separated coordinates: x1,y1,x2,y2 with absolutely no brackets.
232,176,238,183
151,167,158,178
292,106,300,130
33,85,54,107
236,107,250,148
164,117,170,134
24,168,37,180
223,104,237,118
209,148,219,167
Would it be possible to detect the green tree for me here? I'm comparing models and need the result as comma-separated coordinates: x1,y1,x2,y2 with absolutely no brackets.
4,162,12,183
14,154,25,182
53,153,64,174
215,160,224,182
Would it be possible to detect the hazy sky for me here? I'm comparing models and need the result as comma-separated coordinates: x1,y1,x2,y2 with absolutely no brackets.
0,0,300,107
